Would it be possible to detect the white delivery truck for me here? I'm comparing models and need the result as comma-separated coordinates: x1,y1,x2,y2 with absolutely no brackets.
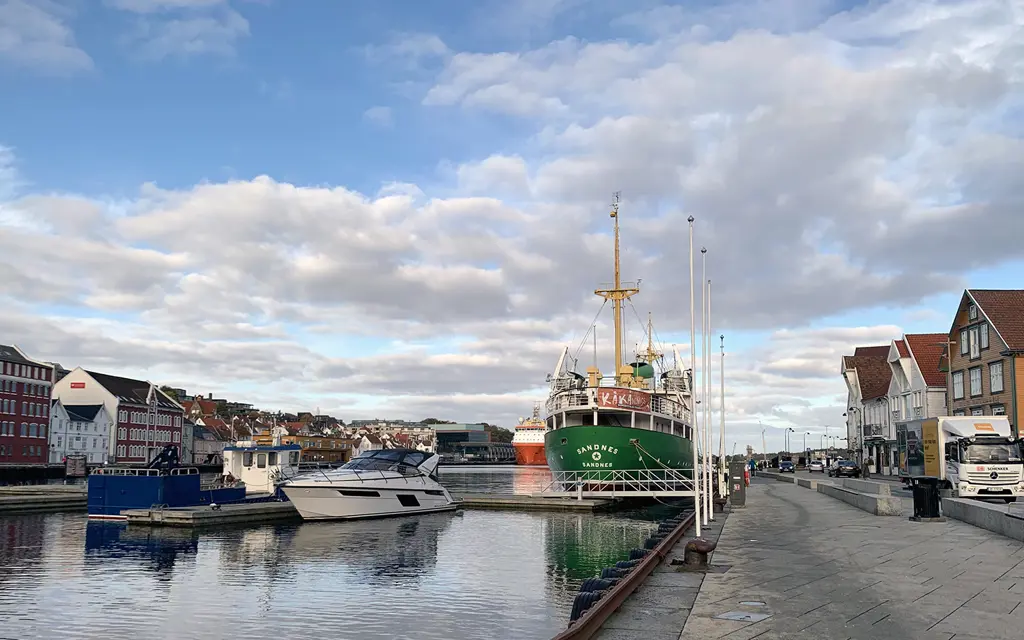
896,416,1024,502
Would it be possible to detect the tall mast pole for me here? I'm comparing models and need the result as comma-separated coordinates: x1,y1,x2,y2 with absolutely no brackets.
688,216,701,536
595,193,639,386
700,250,709,526
719,334,726,497
706,276,713,521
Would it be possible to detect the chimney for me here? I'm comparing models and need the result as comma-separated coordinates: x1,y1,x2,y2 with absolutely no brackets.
208,393,214,400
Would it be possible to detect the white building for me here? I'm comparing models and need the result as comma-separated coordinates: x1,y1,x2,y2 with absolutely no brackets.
351,433,384,457
48,400,114,465
886,334,948,423
51,368,184,464
841,346,892,472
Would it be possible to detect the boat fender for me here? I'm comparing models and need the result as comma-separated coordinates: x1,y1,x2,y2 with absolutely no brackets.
579,577,618,593
210,503,221,511
657,522,677,533
568,591,604,622
615,559,640,570
628,548,649,560
600,567,629,579
644,533,667,549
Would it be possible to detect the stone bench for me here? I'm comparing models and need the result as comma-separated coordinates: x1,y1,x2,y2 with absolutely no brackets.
942,498,1024,542
759,471,796,484
817,482,903,516
840,478,892,495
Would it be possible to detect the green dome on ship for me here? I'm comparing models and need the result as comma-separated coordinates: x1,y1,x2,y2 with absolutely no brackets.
629,361,655,379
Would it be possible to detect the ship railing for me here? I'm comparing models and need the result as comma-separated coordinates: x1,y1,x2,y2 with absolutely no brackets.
545,392,591,414
538,468,696,499
650,395,690,422
546,391,691,422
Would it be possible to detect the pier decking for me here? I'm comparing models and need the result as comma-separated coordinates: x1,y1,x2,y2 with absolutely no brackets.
124,501,301,527
0,485,87,513
118,492,619,527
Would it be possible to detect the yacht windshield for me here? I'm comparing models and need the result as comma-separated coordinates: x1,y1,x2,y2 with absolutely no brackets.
340,449,429,472
963,443,1023,464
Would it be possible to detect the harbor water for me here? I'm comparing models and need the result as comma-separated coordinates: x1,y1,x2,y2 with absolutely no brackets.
0,466,682,640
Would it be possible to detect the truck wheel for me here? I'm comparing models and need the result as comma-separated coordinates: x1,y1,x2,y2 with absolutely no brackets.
1004,498,1017,504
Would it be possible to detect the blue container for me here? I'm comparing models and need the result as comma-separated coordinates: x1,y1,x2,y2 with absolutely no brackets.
88,471,247,518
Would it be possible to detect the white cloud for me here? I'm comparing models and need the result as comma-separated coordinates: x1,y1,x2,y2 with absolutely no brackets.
4,0,1022,432
111,0,250,59
363,106,394,128
106,0,225,13
0,0,93,73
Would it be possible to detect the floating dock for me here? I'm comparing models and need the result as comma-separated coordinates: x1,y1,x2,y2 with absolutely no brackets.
124,501,300,527
0,486,88,513
457,493,616,512
121,492,618,528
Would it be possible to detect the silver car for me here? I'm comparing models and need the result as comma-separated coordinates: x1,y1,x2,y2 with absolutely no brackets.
807,460,825,473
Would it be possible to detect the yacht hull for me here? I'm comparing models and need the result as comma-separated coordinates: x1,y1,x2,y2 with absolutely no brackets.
280,484,458,521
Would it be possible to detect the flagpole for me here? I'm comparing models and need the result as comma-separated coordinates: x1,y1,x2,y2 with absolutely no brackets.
705,274,713,522
700,247,708,526
719,334,726,496
688,216,701,537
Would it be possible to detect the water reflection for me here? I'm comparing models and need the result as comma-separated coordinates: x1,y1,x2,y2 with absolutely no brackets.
0,468,679,640
85,522,199,580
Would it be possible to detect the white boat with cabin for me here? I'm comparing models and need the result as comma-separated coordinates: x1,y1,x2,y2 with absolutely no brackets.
279,448,459,520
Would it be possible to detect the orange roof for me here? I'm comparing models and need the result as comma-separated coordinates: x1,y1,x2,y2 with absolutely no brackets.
894,339,909,358
904,333,947,387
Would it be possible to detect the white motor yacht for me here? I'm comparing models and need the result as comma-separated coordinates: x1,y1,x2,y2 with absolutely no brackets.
279,448,459,521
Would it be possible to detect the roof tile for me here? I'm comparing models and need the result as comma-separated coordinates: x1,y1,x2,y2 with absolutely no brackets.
904,333,948,387
969,289,1024,351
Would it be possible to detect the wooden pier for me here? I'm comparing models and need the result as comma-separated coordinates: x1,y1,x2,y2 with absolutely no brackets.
124,501,301,527
0,485,87,513
121,492,618,528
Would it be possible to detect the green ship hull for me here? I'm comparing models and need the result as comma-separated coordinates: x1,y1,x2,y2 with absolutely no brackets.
544,425,693,479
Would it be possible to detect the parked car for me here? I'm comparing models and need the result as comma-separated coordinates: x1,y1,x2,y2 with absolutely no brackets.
779,460,795,473
829,460,861,478
807,460,825,473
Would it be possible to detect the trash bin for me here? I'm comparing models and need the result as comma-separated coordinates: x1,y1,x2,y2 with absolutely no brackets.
910,476,942,519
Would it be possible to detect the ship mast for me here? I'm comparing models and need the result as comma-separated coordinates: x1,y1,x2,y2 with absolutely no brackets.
595,192,640,386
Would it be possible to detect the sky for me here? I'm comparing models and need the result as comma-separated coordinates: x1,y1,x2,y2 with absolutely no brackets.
1,0,1022,453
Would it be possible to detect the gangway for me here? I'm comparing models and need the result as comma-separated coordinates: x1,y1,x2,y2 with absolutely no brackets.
535,468,696,500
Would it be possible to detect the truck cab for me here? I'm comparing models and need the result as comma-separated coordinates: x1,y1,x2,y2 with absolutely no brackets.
938,417,1024,502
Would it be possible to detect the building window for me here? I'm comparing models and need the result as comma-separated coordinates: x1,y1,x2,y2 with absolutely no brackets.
969,326,980,359
971,407,984,416
993,404,1006,416
953,409,966,416
969,304,978,320
960,330,968,355
969,367,982,397
980,323,989,349
990,361,1004,393
952,371,964,400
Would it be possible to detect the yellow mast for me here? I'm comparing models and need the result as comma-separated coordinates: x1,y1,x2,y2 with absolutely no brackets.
595,192,639,386
645,311,661,364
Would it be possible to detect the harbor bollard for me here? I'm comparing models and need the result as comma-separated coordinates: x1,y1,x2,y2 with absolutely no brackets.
680,538,717,569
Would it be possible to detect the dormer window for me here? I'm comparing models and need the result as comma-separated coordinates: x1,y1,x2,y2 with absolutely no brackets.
968,304,977,320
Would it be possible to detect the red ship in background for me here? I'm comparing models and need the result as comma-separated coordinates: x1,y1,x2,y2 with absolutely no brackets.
512,403,546,466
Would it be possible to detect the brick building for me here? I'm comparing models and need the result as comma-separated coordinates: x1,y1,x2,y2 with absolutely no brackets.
52,368,184,464
0,345,54,466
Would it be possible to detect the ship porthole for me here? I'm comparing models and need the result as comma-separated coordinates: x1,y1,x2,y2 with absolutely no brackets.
561,438,567,445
